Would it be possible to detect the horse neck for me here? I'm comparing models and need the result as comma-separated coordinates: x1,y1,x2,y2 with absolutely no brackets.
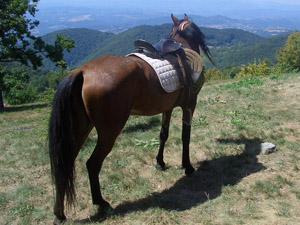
174,36,200,54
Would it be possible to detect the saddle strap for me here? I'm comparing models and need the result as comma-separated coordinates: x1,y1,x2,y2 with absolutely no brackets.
176,50,192,88
172,49,194,111
183,48,204,94
173,48,205,125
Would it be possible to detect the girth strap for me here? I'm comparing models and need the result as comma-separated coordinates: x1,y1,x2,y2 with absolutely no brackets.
173,48,204,125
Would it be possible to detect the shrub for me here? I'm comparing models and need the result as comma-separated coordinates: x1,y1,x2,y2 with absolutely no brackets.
37,87,55,103
205,68,224,81
221,67,242,78
236,59,271,78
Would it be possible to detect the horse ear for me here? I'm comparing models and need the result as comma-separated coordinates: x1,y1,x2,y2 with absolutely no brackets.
184,14,189,20
171,14,180,25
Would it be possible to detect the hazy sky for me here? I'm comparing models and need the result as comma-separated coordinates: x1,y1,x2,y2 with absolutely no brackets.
38,0,300,7
37,0,300,20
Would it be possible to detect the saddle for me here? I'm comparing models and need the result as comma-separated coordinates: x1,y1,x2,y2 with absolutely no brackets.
134,38,204,125
134,38,182,58
134,38,194,90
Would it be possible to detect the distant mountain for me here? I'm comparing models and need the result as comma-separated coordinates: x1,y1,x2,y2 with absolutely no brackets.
187,15,293,37
34,6,297,37
41,28,114,70
40,24,288,71
210,33,289,68
200,27,264,46
82,25,266,65
81,24,172,64
142,15,294,37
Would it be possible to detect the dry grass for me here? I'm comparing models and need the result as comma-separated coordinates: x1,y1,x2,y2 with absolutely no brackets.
0,73,299,224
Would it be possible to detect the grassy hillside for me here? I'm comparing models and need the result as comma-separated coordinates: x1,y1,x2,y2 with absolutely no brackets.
1,72,299,224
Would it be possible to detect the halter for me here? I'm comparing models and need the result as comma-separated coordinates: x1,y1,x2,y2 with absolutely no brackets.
171,20,189,38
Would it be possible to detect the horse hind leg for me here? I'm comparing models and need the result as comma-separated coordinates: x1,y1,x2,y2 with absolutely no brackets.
156,109,173,170
86,119,128,211
50,73,93,224
86,139,111,209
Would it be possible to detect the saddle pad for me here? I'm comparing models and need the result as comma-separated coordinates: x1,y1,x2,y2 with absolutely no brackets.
128,53,182,93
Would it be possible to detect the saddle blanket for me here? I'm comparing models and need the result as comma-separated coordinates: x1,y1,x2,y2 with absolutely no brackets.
128,53,182,93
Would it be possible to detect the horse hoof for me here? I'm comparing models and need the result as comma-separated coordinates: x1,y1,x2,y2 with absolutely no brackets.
53,217,66,225
97,201,113,215
185,166,195,177
156,163,167,171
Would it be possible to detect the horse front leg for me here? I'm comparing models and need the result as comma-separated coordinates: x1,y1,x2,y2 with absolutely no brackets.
182,119,195,176
182,100,197,176
156,109,173,170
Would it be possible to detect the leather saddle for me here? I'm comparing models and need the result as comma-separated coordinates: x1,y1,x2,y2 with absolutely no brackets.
134,38,182,58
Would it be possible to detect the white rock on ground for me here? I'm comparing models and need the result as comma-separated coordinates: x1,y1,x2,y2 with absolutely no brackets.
260,142,277,154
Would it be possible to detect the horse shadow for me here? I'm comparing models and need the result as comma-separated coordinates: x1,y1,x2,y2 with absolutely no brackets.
78,137,265,223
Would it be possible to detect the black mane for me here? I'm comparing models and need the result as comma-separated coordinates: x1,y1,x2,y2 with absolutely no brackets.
178,21,214,64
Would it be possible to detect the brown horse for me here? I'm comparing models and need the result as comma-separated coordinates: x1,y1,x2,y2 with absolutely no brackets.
49,14,213,224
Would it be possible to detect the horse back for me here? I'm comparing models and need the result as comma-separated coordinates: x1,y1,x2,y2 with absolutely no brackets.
73,54,180,122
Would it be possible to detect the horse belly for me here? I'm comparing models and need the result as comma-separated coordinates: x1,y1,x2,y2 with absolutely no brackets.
129,59,180,115
130,90,180,116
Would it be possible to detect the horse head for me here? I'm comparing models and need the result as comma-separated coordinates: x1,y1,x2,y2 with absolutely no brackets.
170,14,214,64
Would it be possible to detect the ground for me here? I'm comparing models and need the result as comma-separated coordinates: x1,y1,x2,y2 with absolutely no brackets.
0,73,299,224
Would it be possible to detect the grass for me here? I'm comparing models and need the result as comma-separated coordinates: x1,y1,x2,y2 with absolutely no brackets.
1,73,300,224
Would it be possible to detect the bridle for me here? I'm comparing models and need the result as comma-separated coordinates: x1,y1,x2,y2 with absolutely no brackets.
170,20,190,38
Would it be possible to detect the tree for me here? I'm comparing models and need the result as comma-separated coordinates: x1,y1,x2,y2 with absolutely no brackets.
276,31,300,72
2,68,37,105
0,0,74,108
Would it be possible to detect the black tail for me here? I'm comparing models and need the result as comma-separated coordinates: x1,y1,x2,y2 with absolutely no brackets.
48,72,82,206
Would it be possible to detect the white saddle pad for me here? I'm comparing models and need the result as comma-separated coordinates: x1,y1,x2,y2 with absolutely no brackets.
128,53,182,93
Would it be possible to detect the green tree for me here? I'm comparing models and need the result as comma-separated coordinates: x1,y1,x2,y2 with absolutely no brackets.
276,31,300,72
0,0,75,108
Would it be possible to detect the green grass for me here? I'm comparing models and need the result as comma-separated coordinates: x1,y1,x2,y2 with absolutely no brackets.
1,73,300,224
221,77,264,90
